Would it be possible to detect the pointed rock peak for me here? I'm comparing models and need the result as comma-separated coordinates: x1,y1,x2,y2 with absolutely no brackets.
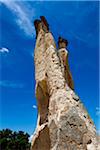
34,19,42,38
40,16,49,32
58,36,68,49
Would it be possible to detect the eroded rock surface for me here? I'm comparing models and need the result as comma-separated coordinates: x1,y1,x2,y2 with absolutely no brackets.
31,16,99,150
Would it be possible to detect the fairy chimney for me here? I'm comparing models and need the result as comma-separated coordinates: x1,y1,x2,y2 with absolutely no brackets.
31,16,99,150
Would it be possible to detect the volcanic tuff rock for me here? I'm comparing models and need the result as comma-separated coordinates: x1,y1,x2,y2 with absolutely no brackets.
31,16,99,150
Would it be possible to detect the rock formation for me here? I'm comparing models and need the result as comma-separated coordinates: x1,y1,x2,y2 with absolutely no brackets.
31,16,99,150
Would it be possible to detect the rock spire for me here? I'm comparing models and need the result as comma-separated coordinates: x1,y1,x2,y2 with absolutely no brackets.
31,16,99,150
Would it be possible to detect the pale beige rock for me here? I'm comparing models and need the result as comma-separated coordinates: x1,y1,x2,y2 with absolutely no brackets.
58,48,74,90
31,17,99,150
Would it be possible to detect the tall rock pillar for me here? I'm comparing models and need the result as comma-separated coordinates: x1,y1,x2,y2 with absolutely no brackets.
31,16,99,150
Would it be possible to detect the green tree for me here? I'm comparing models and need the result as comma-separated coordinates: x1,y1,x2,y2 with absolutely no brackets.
0,129,31,150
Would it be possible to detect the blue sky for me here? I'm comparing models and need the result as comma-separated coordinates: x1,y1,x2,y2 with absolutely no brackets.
0,0,99,136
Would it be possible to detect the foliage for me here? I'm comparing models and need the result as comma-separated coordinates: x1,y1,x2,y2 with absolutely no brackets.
0,129,31,150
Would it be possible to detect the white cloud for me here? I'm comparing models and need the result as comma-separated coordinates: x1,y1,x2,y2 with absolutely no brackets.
0,47,9,53
29,134,33,143
97,129,100,135
96,107,100,116
32,105,37,109
0,80,24,88
0,0,35,37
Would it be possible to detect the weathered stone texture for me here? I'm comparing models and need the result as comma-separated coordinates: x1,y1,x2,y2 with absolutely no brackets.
31,17,99,150
58,48,74,90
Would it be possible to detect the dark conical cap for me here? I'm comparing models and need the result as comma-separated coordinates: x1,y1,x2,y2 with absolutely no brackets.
34,19,41,30
34,19,42,38
40,16,49,31
58,37,68,49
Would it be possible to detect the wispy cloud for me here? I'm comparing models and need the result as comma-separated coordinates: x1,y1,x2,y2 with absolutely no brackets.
1,0,35,37
96,107,100,116
0,47,9,53
0,80,24,88
32,105,37,109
